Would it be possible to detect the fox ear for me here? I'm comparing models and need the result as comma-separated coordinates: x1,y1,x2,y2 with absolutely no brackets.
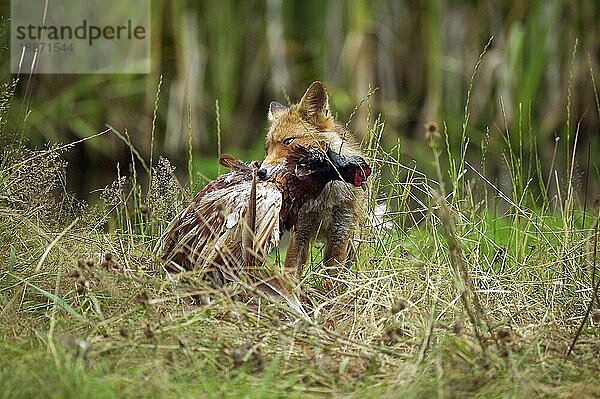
298,81,332,124
268,101,288,122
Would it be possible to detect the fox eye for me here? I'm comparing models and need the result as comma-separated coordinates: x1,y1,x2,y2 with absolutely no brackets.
282,137,295,145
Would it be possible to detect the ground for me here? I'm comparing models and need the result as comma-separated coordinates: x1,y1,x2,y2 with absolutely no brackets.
1,123,599,398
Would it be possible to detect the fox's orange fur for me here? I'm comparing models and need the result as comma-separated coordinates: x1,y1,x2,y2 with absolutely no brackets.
259,81,367,279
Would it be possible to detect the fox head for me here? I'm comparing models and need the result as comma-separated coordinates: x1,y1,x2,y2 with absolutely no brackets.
258,81,346,181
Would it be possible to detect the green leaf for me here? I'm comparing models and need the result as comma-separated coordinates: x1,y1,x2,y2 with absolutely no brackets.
7,272,90,324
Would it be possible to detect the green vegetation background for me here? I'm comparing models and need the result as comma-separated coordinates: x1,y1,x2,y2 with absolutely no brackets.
0,0,598,202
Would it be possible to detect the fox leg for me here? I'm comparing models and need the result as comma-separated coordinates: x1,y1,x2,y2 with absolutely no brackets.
323,205,355,276
284,214,316,279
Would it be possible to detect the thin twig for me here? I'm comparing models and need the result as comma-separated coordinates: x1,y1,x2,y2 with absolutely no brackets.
566,207,600,357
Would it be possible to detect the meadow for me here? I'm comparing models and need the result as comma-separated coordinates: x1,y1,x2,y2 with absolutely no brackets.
1,2,600,398
1,58,600,397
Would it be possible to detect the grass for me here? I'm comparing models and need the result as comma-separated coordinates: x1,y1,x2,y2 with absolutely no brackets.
1,66,600,398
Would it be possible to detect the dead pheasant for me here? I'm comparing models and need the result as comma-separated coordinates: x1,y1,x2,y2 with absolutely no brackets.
155,144,371,317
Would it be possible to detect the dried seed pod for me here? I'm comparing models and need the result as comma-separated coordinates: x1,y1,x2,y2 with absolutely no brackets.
144,324,154,339
135,292,149,304
75,283,86,295
386,325,405,344
68,270,81,279
230,342,262,371
391,298,408,314
424,121,442,149
452,321,462,335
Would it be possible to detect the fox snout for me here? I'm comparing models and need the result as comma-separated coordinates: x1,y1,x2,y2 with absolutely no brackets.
257,162,285,181
257,168,269,180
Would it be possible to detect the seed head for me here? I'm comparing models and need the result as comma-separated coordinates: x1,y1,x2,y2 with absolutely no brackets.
391,298,408,314
144,324,154,339
495,326,512,342
135,292,149,304
424,122,442,149
386,325,405,344
452,321,462,335
68,270,81,279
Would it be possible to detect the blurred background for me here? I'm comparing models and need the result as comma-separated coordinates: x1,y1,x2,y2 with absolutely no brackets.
0,0,598,202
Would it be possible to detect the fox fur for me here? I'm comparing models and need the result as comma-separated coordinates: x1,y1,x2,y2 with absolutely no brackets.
258,81,368,279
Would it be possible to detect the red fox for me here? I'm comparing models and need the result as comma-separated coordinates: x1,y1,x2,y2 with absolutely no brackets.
155,147,370,318
258,81,369,280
